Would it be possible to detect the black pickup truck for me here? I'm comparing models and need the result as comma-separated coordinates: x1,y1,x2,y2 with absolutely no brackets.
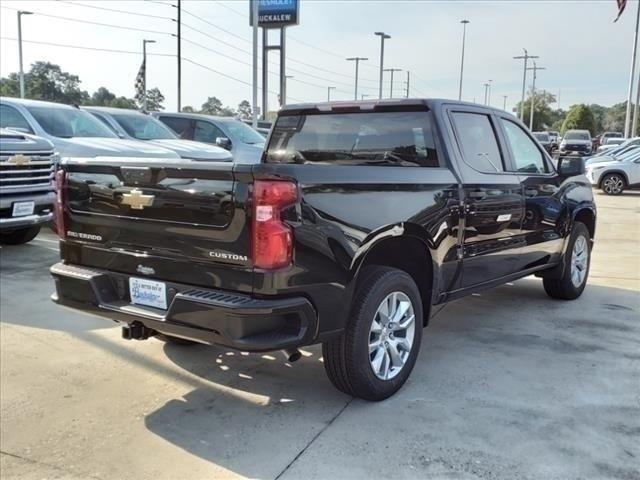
51,99,596,400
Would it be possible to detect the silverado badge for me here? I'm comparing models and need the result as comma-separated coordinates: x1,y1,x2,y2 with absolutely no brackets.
121,188,155,210
7,154,31,165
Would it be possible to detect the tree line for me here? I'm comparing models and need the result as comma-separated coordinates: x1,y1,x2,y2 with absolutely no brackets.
0,61,253,119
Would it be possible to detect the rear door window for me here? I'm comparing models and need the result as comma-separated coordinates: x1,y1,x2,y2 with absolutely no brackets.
451,112,504,173
266,110,440,167
159,116,193,139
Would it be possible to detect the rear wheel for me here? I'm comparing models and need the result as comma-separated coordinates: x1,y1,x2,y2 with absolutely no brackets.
323,266,423,401
543,222,591,300
0,225,41,245
601,173,626,195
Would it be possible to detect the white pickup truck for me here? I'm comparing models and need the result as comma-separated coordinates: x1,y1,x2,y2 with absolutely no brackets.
0,129,57,244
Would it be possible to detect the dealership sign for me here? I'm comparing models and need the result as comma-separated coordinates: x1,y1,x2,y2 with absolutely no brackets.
250,0,299,28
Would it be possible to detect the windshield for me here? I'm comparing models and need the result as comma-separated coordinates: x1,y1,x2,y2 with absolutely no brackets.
266,111,440,167
111,113,177,140
224,121,265,145
619,147,640,162
564,131,590,141
27,105,116,138
533,133,550,142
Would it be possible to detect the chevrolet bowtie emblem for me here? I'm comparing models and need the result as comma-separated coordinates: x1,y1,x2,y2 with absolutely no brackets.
121,188,155,210
7,154,31,165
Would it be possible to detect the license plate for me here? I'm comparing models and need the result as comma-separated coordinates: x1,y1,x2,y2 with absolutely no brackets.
12,201,35,217
129,277,167,310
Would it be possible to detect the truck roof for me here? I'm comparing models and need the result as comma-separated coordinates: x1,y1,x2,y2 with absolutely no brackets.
279,98,511,116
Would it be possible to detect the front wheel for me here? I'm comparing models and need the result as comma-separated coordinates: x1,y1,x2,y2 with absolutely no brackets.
543,222,591,300
0,225,41,245
601,173,626,195
323,266,423,401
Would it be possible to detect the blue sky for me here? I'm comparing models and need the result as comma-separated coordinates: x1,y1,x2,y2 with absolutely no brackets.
0,0,636,113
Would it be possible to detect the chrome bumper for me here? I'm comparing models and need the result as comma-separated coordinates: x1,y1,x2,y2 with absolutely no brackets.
0,212,53,229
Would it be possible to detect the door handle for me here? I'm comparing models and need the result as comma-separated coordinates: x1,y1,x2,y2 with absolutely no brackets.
468,190,487,200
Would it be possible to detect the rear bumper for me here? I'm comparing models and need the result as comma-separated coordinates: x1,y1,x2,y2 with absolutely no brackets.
50,262,318,352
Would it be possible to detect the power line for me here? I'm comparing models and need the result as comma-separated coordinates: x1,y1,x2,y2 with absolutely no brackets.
0,6,173,36
0,36,175,57
55,0,173,20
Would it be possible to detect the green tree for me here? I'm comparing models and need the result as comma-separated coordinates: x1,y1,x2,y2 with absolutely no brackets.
89,87,116,106
603,101,627,133
0,61,88,104
201,96,223,115
109,96,137,109
143,88,165,111
561,104,597,135
181,105,196,113
513,90,558,131
237,100,252,120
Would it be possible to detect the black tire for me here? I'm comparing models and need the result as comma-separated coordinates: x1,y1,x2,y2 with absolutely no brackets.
0,225,41,245
322,266,424,401
155,333,199,346
600,173,626,195
543,222,591,300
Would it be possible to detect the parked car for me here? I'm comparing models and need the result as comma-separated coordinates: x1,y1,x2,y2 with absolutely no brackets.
51,99,596,401
586,139,640,165
596,137,625,153
0,129,57,244
586,147,640,195
153,112,265,163
559,129,592,156
0,98,179,159
83,107,232,162
532,131,553,153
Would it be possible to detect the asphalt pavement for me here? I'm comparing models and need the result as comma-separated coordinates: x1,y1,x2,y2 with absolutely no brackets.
1,191,638,480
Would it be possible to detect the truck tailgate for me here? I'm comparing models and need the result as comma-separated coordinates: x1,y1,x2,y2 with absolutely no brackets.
61,158,254,292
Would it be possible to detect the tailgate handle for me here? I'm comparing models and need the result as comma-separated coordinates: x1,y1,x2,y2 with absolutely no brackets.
121,166,152,185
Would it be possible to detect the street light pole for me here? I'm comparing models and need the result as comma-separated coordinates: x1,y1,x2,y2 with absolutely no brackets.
624,0,640,138
527,62,546,130
405,70,410,98
487,79,492,105
327,86,336,102
375,32,391,99
502,95,508,110
483,83,490,105
384,68,402,98
177,0,181,111
458,19,470,101
346,57,368,101
514,49,539,121
17,10,33,99
251,0,259,128
142,39,156,111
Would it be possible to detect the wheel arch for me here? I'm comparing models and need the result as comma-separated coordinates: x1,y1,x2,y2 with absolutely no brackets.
572,206,596,242
349,224,436,326
598,169,629,188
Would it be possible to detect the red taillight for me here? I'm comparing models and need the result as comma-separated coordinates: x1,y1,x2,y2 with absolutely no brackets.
54,169,67,240
252,180,298,270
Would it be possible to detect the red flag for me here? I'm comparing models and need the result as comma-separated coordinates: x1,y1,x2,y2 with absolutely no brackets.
614,0,627,22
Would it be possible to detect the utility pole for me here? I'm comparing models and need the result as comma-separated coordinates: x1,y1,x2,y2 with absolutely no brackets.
176,0,181,111
483,83,490,105
17,10,33,99
384,68,402,98
346,57,368,100
374,32,391,99
327,86,336,102
514,49,539,121
458,19,470,100
625,0,640,138
251,0,259,127
633,70,640,136
405,70,410,98
142,39,156,111
527,62,546,130
486,79,493,105
557,88,561,110
502,95,508,110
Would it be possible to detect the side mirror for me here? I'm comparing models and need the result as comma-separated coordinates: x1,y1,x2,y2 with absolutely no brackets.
557,156,585,176
215,137,232,150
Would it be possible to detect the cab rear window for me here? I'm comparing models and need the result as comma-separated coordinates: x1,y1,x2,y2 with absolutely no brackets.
266,111,439,167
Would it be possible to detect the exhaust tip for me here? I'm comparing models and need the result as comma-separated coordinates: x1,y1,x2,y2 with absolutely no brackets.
282,348,302,363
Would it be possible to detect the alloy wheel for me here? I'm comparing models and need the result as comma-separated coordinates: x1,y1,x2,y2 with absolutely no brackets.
571,235,589,288
603,175,624,195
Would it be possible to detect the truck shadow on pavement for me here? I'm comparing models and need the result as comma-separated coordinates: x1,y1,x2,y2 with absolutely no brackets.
142,278,639,480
